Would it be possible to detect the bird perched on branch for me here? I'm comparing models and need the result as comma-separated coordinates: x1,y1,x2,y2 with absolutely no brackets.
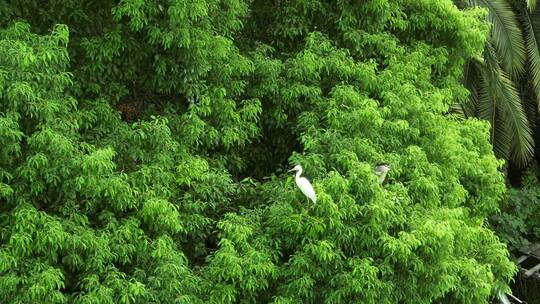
288,165,317,204
375,164,391,184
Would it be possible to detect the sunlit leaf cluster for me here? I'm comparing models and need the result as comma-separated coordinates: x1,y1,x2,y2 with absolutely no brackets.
0,1,516,303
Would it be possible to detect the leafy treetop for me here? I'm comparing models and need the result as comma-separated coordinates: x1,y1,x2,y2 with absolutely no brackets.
0,1,516,303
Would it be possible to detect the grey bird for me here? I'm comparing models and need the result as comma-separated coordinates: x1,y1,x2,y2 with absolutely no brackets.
374,164,391,184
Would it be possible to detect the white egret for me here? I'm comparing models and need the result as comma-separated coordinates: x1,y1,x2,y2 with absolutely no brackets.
288,165,317,204
374,164,390,184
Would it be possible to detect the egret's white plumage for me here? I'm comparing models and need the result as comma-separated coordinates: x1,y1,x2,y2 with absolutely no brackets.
374,164,390,184
288,165,316,204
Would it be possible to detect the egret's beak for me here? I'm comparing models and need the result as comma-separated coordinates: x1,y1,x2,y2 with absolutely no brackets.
288,168,295,173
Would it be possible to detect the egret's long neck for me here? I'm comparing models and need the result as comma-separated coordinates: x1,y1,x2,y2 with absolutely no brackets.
295,168,302,180
379,171,388,183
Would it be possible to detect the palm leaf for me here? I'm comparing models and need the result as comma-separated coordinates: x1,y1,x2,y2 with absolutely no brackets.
479,42,535,166
462,0,526,79
523,7,540,109
475,65,496,131
495,113,513,161
527,0,538,12
451,59,478,117
475,65,512,161
462,59,483,118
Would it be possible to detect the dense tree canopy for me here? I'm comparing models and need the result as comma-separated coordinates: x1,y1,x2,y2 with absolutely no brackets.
0,1,517,303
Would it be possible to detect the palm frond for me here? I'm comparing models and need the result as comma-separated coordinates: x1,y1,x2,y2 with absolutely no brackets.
452,0,468,9
476,65,496,133
450,58,483,117
527,0,538,12
494,111,513,161
462,0,526,79
479,43,534,166
462,59,483,117
523,7,540,109
475,65,512,161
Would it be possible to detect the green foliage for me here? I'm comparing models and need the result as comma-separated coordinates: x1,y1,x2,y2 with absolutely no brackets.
0,1,517,303
491,165,540,249
454,0,540,168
